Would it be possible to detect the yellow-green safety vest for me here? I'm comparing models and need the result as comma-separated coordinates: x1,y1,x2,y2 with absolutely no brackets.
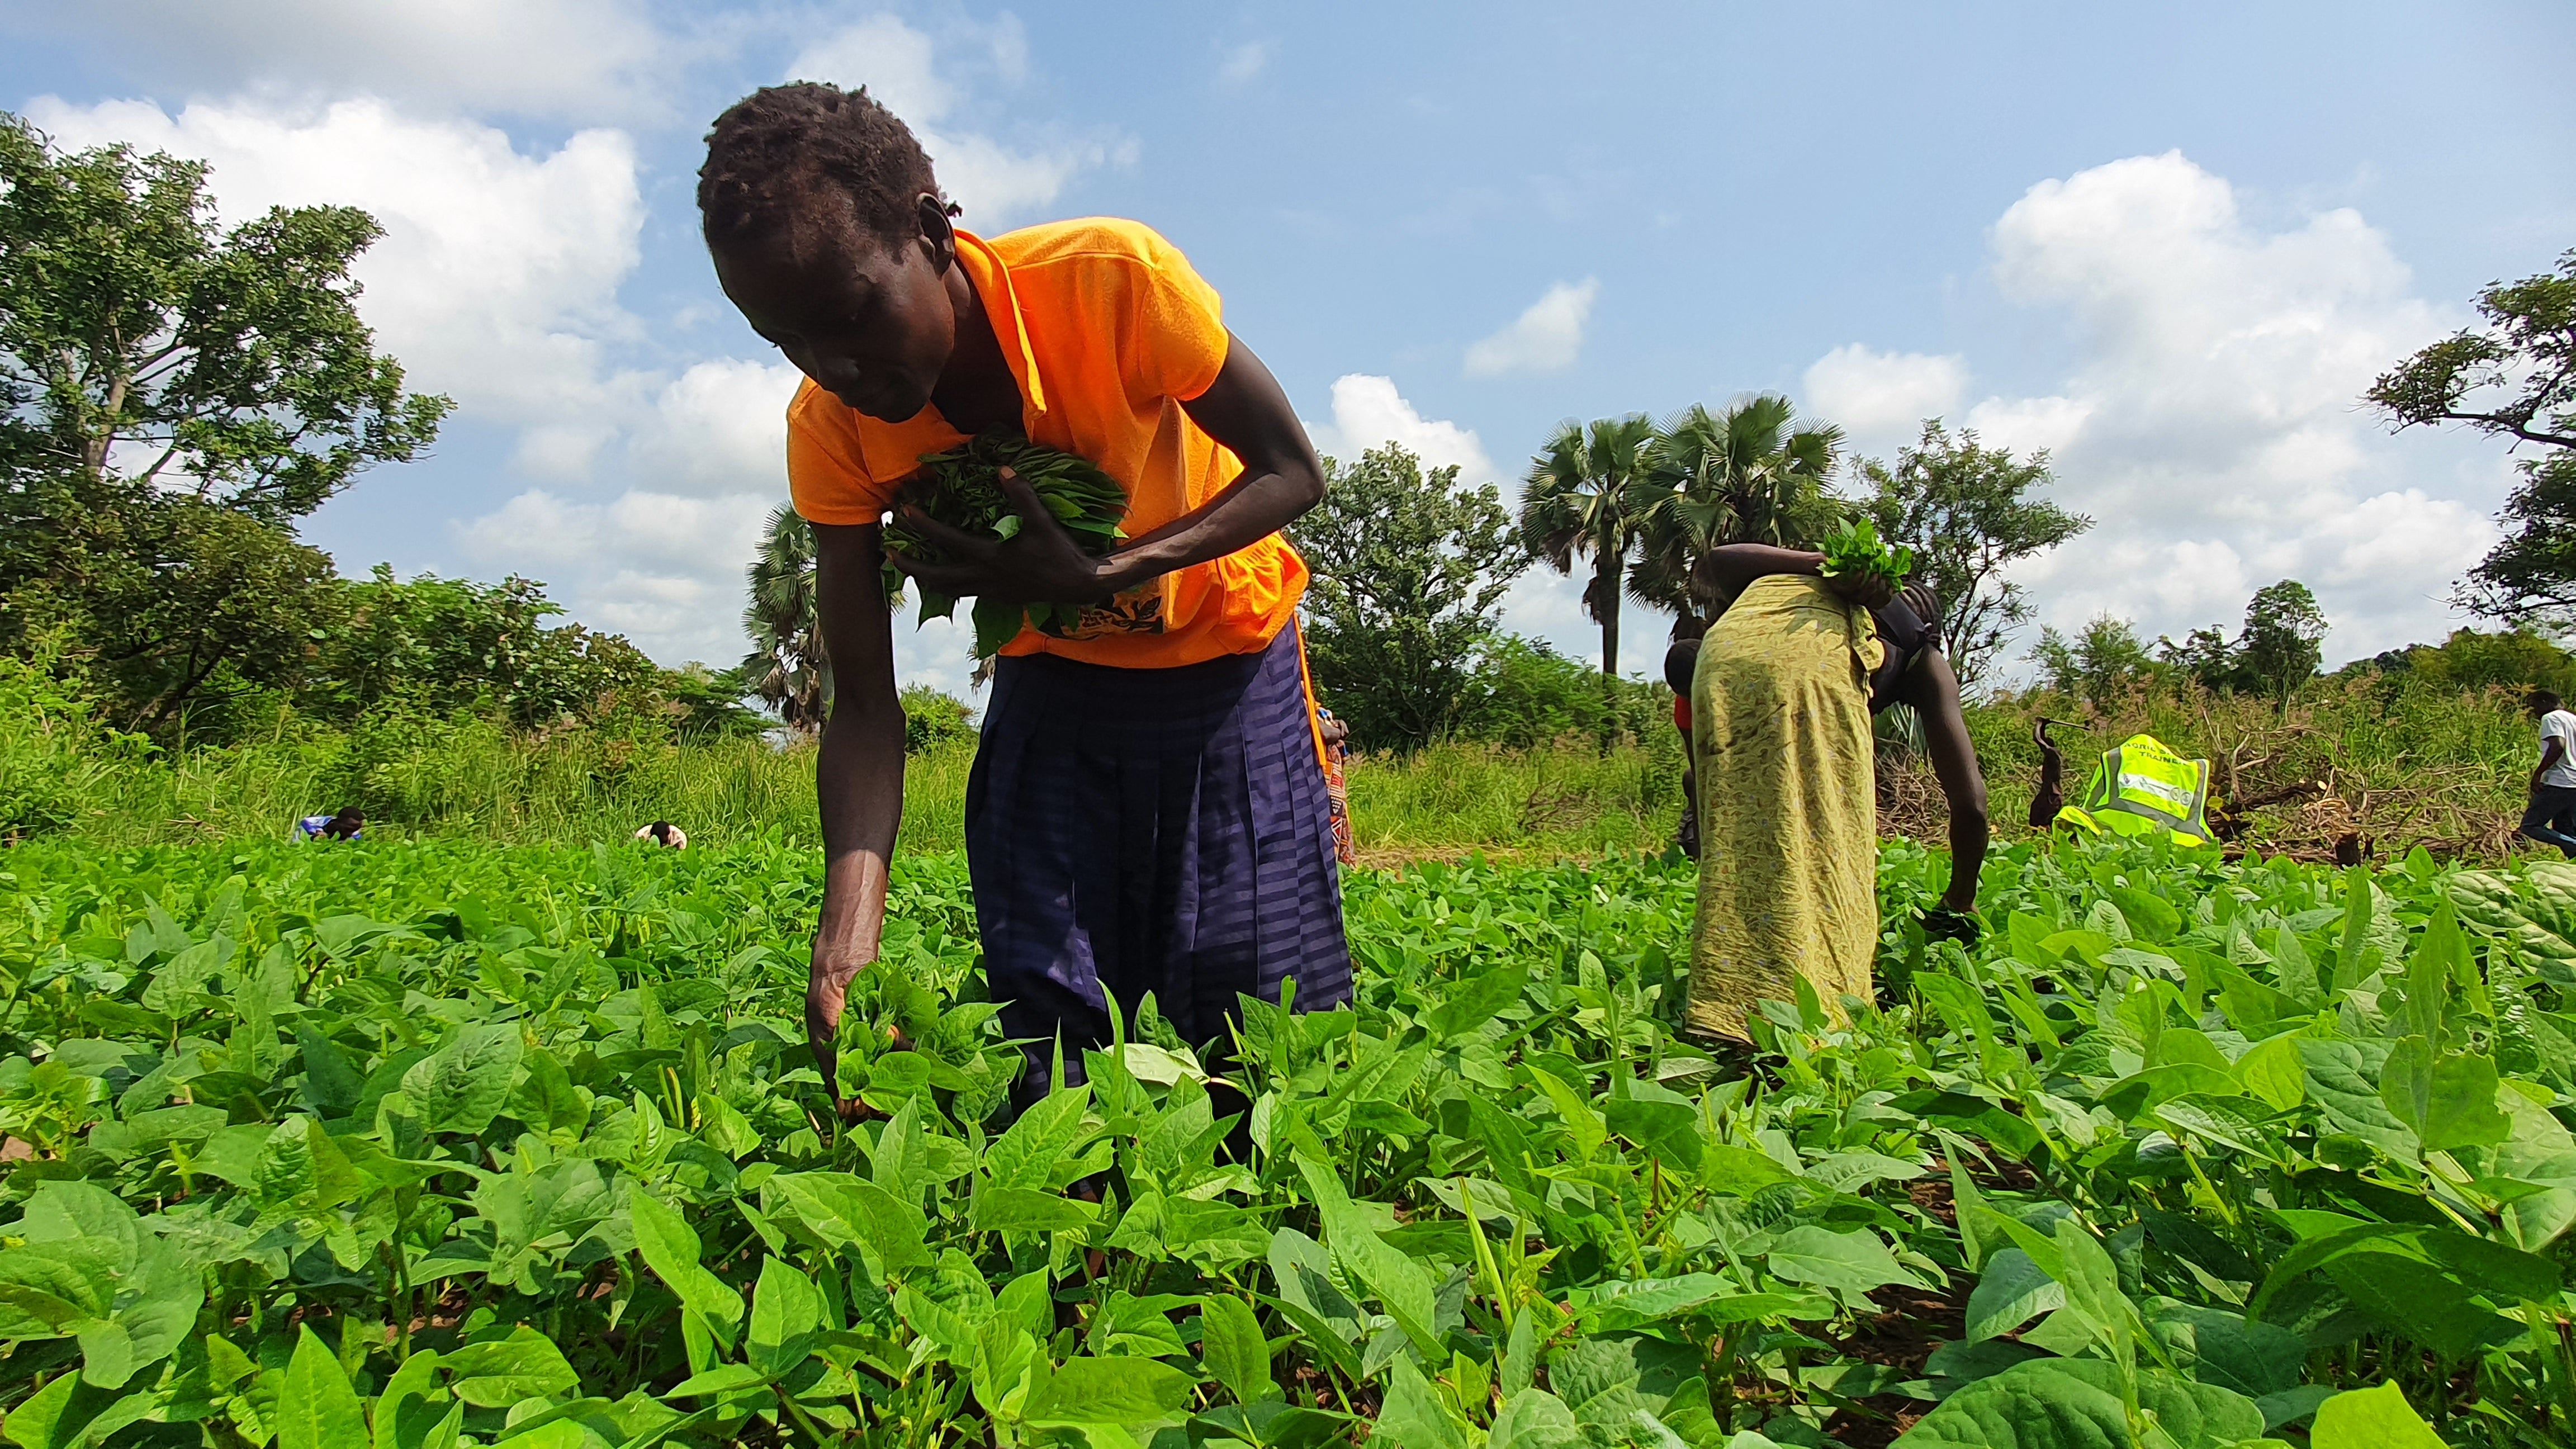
2054,733,2215,847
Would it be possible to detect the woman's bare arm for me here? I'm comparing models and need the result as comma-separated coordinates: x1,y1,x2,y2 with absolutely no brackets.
806,521,908,1111
1901,649,1990,912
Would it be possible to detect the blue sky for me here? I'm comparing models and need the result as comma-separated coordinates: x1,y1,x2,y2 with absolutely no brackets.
6,1,2570,697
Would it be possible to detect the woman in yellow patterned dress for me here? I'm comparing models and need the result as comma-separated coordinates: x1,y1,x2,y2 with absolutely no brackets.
1683,544,1990,1044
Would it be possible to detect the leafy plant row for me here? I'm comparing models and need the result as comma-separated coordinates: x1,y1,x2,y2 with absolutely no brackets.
0,836,2566,1449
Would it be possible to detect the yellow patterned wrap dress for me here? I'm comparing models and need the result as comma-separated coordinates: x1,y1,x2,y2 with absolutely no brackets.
1685,573,1883,1042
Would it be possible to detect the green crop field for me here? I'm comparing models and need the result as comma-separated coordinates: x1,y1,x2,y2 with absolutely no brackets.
0,836,2570,1449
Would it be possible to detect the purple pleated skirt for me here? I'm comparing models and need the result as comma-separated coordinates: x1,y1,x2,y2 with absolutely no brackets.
966,626,1353,1098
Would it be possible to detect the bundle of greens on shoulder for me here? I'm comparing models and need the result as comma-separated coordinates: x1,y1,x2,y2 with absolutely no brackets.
880,435,1130,657
1816,518,1914,593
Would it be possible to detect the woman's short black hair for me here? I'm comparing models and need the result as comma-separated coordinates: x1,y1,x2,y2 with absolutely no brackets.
698,82,951,250
2534,689,2564,714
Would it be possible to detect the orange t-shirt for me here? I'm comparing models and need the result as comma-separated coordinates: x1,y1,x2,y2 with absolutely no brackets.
785,219,1309,669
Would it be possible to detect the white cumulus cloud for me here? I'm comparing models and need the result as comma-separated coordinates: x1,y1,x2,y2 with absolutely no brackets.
1463,278,1600,378
1306,374,1498,485
24,95,647,434
1820,151,2502,669
787,14,1131,229
1303,376,1672,675
32,0,692,122
1803,344,1969,446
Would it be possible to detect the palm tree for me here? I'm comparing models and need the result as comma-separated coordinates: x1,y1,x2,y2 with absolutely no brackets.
1630,394,1848,621
1518,414,1659,683
738,505,831,732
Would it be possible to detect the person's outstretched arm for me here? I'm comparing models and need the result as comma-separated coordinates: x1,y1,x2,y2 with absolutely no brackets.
886,334,1325,603
1901,650,1990,913
807,520,908,1113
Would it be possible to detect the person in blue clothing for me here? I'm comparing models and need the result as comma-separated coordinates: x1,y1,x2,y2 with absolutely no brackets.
295,807,363,842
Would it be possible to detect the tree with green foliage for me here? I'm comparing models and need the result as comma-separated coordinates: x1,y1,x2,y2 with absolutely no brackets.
1452,634,1666,748
2351,626,2576,698
2031,614,2159,704
2237,579,2328,708
1855,420,2090,693
0,112,448,527
305,566,665,729
1294,443,1525,751
1519,414,1657,684
740,504,830,732
899,684,976,754
2156,625,2240,693
2367,249,2575,623
1628,394,1845,623
0,112,450,733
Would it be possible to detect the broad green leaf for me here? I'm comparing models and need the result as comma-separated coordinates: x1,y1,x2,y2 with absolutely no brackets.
627,1190,742,1330
1528,1067,1604,1162
278,1326,371,1449
297,1028,366,1117
666,1363,771,1397
1021,1356,1197,1427
1963,1250,2063,1342
1892,1358,2261,1449
2097,1063,2241,1122
2309,1381,2444,1449
985,1085,1090,1192
1268,1228,1365,1344
2252,1220,2559,1357
1372,1357,1466,1449
1486,1389,1581,1449
1765,1226,1918,1294
2378,1037,2511,1152
1198,1294,1275,1405
2397,904,2465,1043
0,1240,120,1334
2146,1304,2306,1399
19,1183,140,1265
401,1024,524,1135
972,1185,1099,1235
769,1172,932,1271
2298,1039,2419,1159
439,1325,579,1407
1,1371,102,1449
2234,1033,2307,1112
1428,962,1528,1040
995,1270,1053,1341
746,1257,822,1378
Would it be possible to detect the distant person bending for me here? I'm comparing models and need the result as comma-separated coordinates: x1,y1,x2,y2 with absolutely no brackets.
1319,710,1356,866
636,820,689,849
2522,690,2576,858
1664,617,1707,859
296,807,363,842
1680,544,1988,1045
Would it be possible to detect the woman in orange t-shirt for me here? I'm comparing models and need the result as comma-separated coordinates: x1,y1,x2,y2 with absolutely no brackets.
698,83,1351,1128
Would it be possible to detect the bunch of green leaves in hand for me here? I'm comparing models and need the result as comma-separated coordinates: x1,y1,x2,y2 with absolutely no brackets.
880,434,1131,656
1817,517,1914,593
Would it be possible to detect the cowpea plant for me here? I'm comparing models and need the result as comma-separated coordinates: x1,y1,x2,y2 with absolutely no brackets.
878,435,1133,657
0,834,2557,1449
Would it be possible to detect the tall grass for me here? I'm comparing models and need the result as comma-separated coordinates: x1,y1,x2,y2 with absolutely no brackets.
6,648,2539,860
13,673,1693,858
1900,673,2533,856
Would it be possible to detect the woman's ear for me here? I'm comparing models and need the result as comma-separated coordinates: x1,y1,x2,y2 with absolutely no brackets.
916,192,956,271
